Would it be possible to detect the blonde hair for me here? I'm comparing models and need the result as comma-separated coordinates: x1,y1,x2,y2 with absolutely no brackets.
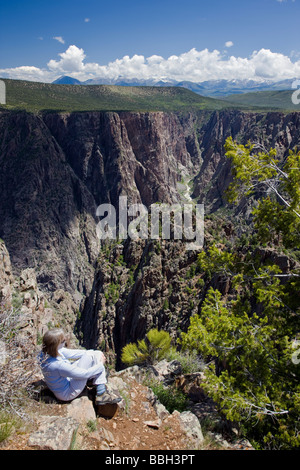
42,328,65,358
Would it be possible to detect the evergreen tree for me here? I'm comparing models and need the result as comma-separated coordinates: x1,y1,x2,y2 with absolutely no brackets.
121,329,172,366
181,138,300,449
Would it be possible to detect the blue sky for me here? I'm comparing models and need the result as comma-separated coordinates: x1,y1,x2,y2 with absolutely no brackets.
0,0,300,83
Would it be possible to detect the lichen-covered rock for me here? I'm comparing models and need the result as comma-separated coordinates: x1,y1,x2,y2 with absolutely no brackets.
66,396,96,423
147,360,183,385
174,410,204,447
28,416,80,450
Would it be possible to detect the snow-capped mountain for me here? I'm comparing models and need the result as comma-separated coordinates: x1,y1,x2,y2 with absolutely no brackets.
52,76,295,97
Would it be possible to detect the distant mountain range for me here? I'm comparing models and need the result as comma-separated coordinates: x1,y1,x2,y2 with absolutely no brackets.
52,75,296,97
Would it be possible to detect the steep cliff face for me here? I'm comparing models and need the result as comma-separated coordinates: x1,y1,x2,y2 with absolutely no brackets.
42,111,203,207
193,110,300,211
0,110,202,297
0,108,299,355
78,238,201,366
0,111,99,301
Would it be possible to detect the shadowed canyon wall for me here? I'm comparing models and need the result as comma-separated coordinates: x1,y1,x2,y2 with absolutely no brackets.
1,109,299,357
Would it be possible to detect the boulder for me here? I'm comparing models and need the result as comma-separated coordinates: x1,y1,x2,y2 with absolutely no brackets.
147,360,182,385
66,396,96,423
174,410,204,448
107,376,128,395
19,268,38,292
114,365,144,383
28,416,79,450
153,401,170,420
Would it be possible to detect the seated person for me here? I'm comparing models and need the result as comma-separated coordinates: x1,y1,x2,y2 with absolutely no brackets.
38,328,120,405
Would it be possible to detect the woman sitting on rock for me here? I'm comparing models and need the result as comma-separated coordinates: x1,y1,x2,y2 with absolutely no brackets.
38,328,120,406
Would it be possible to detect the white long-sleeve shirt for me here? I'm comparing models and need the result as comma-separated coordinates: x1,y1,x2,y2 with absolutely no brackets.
39,347,105,401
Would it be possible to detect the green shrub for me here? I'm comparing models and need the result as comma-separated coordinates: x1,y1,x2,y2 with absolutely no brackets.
147,380,188,413
0,410,20,443
165,349,204,374
104,282,120,304
121,329,172,366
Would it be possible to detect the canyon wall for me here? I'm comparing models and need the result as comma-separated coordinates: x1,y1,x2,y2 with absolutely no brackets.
1,109,299,357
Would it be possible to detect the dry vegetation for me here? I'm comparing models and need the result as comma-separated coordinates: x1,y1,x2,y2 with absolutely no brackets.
0,303,40,440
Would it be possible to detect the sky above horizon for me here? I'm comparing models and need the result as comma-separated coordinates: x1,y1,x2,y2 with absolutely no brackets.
0,0,300,83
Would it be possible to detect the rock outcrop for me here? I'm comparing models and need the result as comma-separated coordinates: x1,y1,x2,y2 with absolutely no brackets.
1,361,253,451
0,239,13,304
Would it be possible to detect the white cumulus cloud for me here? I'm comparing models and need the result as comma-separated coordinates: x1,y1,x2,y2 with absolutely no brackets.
1,44,300,84
48,45,87,73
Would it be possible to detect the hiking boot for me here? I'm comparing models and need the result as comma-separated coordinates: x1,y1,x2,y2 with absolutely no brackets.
95,391,122,406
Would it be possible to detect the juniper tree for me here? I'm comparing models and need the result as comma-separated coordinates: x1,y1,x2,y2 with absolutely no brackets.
181,138,300,449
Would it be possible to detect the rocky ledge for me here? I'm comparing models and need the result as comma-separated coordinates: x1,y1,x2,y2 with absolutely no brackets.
1,362,253,451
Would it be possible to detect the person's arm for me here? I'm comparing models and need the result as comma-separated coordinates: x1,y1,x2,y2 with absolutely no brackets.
59,347,87,360
56,358,105,380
